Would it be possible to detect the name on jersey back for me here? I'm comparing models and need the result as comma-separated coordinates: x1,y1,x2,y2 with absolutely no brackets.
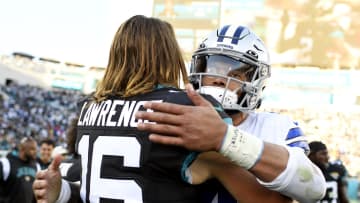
78,99,162,127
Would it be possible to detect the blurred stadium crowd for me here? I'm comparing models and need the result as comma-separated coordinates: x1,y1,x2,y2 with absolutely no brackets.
0,83,83,151
3,82,358,178
264,107,360,178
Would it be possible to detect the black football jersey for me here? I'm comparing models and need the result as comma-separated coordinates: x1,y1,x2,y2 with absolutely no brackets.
198,179,237,203
0,151,40,203
36,157,51,170
76,87,229,203
319,163,347,203
60,156,81,182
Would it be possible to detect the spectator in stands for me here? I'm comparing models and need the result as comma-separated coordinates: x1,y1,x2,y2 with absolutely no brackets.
0,136,40,203
308,141,350,203
37,138,55,169
0,83,83,151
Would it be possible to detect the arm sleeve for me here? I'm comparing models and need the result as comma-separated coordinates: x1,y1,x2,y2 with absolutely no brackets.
258,147,326,202
56,179,81,203
61,159,81,183
285,126,310,155
68,181,82,203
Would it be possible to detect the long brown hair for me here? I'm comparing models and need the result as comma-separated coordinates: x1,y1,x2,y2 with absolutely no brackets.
66,116,78,156
94,15,188,102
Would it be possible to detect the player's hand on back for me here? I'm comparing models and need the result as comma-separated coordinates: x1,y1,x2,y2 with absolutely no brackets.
136,84,227,152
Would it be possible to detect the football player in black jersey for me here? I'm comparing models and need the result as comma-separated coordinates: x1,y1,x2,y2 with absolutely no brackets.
0,136,40,203
33,15,234,203
309,141,350,203
37,138,55,170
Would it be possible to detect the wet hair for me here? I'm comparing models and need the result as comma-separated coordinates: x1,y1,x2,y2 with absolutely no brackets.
94,15,188,102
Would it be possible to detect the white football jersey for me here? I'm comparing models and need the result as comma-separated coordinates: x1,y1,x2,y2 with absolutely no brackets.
237,112,309,152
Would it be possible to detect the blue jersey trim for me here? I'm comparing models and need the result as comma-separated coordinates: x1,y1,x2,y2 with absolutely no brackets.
288,140,310,154
213,104,224,112
223,117,232,124
181,152,199,182
11,150,18,157
286,127,304,140
155,84,174,89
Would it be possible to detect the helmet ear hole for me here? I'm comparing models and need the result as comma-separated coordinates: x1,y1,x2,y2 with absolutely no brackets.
246,50,258,59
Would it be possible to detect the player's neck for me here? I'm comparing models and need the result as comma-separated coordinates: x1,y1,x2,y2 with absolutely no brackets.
40,157,51,164
231,112,248,126
19,152,27,161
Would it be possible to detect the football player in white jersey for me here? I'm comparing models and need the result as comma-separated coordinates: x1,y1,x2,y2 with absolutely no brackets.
136,25,326,203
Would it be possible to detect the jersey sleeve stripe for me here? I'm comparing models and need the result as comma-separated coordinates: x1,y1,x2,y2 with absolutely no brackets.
286,127,305,140
223,117,233,124
181,152,199,183
0,157,10,181
285,135,307,145
287,141,310,155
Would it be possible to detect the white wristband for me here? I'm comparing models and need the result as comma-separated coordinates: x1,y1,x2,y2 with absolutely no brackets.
220,124,264,169
55,179,71,203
